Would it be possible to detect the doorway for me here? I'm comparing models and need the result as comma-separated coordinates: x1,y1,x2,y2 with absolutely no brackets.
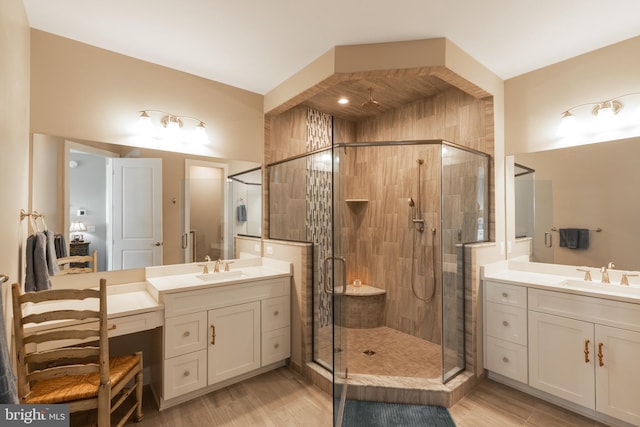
183,160,229,263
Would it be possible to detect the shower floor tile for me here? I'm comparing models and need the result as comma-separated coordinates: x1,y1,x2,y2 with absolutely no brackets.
316,326,441,379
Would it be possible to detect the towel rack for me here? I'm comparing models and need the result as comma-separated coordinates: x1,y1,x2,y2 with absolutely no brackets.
0,274,8,284
551,227,602,232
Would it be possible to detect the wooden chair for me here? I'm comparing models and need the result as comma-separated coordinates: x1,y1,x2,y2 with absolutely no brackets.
57,250,98,274
11,279,143,426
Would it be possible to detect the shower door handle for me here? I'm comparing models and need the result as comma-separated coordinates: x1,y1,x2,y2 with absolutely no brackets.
322,256,347,294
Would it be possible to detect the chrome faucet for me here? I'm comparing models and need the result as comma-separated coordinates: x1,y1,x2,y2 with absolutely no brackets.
214,259,221,272
601,262,615,283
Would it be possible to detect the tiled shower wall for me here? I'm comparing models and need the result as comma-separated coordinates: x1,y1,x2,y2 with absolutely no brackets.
267,87,493,349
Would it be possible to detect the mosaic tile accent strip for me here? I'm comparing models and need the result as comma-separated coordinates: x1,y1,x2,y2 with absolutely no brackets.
306,108,333,328
307,108,332,151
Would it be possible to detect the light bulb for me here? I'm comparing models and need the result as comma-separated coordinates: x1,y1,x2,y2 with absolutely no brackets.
192,122,209,144
557,111,577,136
136,111,153,136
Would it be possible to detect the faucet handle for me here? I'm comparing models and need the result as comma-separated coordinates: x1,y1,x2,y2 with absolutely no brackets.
224,260,234,272
198,264,209,274
607,261,615,270
577,268,592,281
621,273,639,286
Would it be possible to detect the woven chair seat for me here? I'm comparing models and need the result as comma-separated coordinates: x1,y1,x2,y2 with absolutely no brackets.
27,354,140,404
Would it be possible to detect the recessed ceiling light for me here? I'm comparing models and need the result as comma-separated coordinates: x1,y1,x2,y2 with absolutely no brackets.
338,97,349,105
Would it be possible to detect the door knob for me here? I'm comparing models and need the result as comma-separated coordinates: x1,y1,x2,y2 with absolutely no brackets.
153,242,163,247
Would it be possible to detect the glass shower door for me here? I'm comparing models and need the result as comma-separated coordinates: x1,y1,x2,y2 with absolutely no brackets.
440,144,489,382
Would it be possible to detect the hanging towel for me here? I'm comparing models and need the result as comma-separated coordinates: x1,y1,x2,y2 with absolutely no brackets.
45,229,60,276
54,233,67,258
237,204,247,222
25,232,52,292
0,282,17,403
559,228,589,249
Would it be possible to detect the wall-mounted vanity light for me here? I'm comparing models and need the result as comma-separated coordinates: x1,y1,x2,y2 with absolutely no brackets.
558,92,640,136
137,110,209,144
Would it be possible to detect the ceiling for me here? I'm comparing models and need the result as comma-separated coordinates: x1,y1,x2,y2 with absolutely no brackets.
22,0,640,96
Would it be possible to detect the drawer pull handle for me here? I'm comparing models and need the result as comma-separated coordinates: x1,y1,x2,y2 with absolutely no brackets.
211,325,216,345
274,343,280,349
584,339,590,363
184,370,190,377
502,320,509,327
183,331,190,338
108,324,117,331
598,342,604,367
274,310,279,316
501,292,508,298
502,356,509,363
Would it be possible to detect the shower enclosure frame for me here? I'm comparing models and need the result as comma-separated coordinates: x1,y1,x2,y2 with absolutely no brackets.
266,138,490,422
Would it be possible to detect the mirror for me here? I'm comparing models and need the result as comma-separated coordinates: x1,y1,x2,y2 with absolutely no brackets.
513,136,640,270
31,133,261,272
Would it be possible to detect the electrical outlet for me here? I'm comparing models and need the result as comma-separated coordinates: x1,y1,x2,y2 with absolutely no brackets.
266,246,273,255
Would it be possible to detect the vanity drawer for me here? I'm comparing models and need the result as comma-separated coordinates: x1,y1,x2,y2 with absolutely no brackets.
165,312,207,358
32,310,163,352
163,349,207,400
486,302,527,345
485,336,528,383
485,281,527,308
261,296,290,332
262,326,290,366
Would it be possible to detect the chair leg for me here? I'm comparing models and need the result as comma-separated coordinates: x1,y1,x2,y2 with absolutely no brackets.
135,370,144,422
98,382,111,427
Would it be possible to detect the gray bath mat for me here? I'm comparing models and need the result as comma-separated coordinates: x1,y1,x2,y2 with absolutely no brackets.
342,399,456,426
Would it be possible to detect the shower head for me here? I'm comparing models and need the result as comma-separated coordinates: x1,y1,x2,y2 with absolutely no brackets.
408,198,415,208
361,87,381,111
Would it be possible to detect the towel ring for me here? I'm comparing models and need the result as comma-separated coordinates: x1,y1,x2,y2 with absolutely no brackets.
0,274,8,284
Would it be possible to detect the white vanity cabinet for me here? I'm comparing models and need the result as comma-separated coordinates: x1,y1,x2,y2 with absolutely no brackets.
483,281,528,383
157,276,291,407
484,277,640,426
528,288,640,425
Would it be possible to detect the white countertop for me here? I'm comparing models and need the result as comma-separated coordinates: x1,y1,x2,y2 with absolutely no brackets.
145,257,292,295
482,258,640,304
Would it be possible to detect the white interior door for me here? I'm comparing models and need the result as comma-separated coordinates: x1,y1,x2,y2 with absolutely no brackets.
111,158,163,270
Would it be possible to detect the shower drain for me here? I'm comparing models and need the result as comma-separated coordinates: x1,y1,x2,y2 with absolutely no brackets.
363,350,376,356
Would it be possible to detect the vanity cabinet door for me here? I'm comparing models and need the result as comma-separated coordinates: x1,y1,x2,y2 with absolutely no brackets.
207,301,261,385
528,310,595,409
595,325,640,425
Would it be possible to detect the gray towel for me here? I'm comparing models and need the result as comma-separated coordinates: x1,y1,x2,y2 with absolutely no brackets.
237,204,247,222
25,232,52,292
559,228,589,249
45,229,60,276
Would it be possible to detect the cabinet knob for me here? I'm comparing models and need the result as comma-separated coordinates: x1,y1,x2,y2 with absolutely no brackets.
274,343,280,349
502,320,509,327
501,292,508,298
502,356,509,363
183,370,190,377
183,331,190,338
274,310,279,316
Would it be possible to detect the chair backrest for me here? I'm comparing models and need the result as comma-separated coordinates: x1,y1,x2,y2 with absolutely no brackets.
11,279,109,402
56,250,98,274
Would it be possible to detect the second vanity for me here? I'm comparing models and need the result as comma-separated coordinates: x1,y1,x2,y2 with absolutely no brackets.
482,259,640,427
144,257,292,409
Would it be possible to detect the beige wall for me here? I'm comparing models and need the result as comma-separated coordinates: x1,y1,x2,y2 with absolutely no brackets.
0,0,30,305
30,30,264,163
505,35,640,155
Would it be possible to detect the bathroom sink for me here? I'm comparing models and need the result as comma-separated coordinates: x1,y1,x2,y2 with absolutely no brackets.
196,270,244,281
560,279,640,297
